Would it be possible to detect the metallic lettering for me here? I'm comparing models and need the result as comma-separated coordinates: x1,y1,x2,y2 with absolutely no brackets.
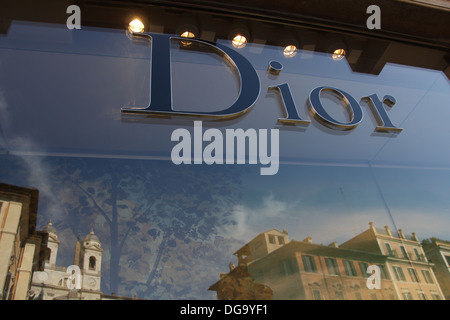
121,32,260,119
269,83,311,125
362,94,403,132
308,86,363,130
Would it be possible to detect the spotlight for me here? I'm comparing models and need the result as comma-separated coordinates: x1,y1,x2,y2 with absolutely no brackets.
176,16,199,48
325,37,348,61
332,48,346,61
283,45,298,58
179,30,196,47
232,34,247,48
279,30,300,58
180,30,195,38
128,18,145,33
228,21,250,49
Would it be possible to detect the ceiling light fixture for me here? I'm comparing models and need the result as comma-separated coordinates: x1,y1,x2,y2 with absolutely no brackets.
128,18,145,33
283,45,298,58
332,48,346,61
232,34,247,48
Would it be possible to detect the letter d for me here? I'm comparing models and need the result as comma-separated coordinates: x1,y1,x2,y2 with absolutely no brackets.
121,33,260,119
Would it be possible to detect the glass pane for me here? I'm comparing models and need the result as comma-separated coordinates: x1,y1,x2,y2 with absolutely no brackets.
0,2,449,302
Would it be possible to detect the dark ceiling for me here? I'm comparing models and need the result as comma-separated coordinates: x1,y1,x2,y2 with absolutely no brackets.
1,0,449,78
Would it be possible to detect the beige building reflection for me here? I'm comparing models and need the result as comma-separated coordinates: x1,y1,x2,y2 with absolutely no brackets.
0,183,47,300
210,223,446,300
29,221,105,300
0,183,136,300
28,222,137,300
422,239,450,299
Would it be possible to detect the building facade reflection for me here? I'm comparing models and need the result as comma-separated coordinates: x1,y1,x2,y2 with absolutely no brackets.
0,183,47,300
210,223,446,300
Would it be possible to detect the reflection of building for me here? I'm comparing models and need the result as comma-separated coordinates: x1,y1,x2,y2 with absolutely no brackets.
28,221,137,300
0,183,136,300
29,221,104,300
422,239,450,300
211,224,445,300
208,263,273,300
341,223,444,300
0,183,48,300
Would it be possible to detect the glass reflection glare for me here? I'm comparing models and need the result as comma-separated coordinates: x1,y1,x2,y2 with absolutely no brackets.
332,48,346,61
180,31,195,38
283,45,297,57
128,19,145,33
180,30,195,47
232,34,247,48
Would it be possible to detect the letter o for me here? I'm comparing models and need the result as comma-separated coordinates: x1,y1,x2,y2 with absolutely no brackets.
308,86,363,130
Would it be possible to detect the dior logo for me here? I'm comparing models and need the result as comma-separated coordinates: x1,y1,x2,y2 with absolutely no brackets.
122,32,403,133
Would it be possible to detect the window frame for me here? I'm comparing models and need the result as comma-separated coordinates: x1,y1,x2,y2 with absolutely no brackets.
324,257,340,276
343,260,357,277
302,255,318,273
408,268,420,283
421,269,434,284
393,266,406,281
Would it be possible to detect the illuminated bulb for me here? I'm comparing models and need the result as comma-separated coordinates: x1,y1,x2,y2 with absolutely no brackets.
180,31,195,46
283,45,297,57
332,48,346,61
128,19,145,33
180,31,195,38
232,34,247,48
